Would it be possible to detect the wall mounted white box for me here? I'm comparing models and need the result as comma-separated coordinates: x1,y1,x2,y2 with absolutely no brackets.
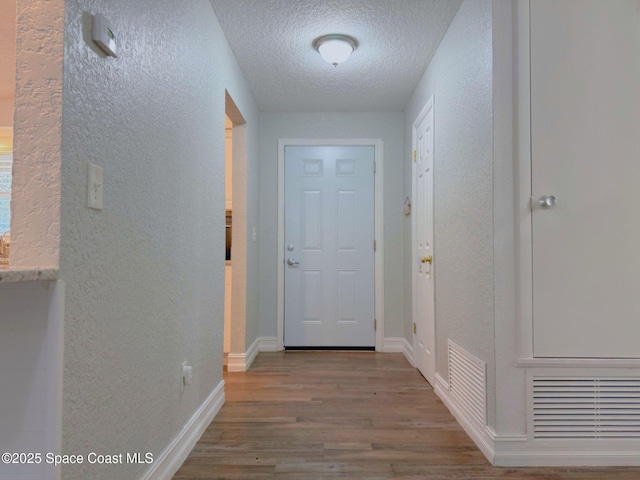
92,13,117,58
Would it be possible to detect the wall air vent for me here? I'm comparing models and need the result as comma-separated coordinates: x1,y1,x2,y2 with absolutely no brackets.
448,340,487,427
533,377,640,439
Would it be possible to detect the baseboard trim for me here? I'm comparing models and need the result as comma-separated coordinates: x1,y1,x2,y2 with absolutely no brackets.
258,336,278,352
383,337,404,352
402,338,414,366
245,337,260,369
382,337,414,366
491,432,640,466
227,337,260,372
141,380,225,480
226,352,245,372
434,373,495,464
227,337,280,372
493,451,640,467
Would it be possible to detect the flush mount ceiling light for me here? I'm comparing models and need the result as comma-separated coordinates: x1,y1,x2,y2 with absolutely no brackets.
312,34,358,66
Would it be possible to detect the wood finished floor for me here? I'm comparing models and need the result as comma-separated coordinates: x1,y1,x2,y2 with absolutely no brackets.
173,352,640,479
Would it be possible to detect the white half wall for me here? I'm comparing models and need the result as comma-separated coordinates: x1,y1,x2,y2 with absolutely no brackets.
0,281,64,480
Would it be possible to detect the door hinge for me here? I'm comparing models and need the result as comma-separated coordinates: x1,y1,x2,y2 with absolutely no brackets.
374,318,377,331
413,322,417,334
373,240,376,252
413,150,417,162
373,161,376,174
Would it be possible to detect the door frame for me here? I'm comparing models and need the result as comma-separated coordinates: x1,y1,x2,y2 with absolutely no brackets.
225,91,249,372
276,139,384,351
513,0,535,362
411,96,436,382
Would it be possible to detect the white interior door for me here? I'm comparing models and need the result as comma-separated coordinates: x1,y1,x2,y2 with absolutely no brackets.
284,145,375,347
531,0,640,358
413,99,435,383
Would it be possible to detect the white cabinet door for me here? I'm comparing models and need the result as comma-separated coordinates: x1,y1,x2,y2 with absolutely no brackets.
284,145,375,347
531,0,640,357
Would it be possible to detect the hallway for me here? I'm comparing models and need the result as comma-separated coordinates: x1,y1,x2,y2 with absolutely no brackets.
173,352,640,479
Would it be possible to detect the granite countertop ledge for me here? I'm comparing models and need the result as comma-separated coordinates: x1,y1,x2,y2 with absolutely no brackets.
0,267,59,283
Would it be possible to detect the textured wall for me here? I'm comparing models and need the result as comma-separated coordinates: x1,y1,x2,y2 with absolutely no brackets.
11,0,64,268
258,112,405,340
60,1,258,478
403,0,495,427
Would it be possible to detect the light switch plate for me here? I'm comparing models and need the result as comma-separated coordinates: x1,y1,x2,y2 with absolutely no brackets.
87,163,104,210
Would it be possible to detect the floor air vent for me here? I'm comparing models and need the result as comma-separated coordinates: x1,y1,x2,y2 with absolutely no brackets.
448,340,487,427
533,377,640,439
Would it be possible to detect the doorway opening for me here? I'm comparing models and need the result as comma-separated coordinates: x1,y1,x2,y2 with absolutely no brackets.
223,91,249,372
223,114,233,366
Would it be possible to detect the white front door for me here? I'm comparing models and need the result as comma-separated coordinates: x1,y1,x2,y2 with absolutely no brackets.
530,0,640,357
284,145,375,348
412,98,435,384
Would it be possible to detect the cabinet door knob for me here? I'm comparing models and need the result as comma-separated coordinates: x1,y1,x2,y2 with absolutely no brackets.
539,195,557,209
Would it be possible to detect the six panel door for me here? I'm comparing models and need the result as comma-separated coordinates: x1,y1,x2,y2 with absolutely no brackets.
284,145,375,348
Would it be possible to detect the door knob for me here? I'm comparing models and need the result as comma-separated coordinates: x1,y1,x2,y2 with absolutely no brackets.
286,258,300,266
420,255,432,264
539,195,557,209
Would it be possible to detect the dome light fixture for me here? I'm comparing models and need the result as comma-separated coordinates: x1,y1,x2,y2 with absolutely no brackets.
313,34,358,66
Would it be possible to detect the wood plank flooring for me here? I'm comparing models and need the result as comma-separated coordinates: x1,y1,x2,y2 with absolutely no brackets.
173,352,640,479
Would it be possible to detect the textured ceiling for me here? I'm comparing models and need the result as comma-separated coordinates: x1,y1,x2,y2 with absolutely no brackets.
210,0,462,112
0,0,16,99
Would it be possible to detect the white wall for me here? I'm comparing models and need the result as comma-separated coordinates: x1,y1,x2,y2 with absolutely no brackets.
0,282,62,480
403,0,495,427
491,0,525,436
258,112,405,340
59,1,259,479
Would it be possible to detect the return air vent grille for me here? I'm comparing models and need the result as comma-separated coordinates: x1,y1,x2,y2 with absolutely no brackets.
448,340,486,427
533,378,640,439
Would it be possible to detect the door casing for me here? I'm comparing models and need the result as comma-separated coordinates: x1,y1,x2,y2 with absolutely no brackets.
277,139,384,351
